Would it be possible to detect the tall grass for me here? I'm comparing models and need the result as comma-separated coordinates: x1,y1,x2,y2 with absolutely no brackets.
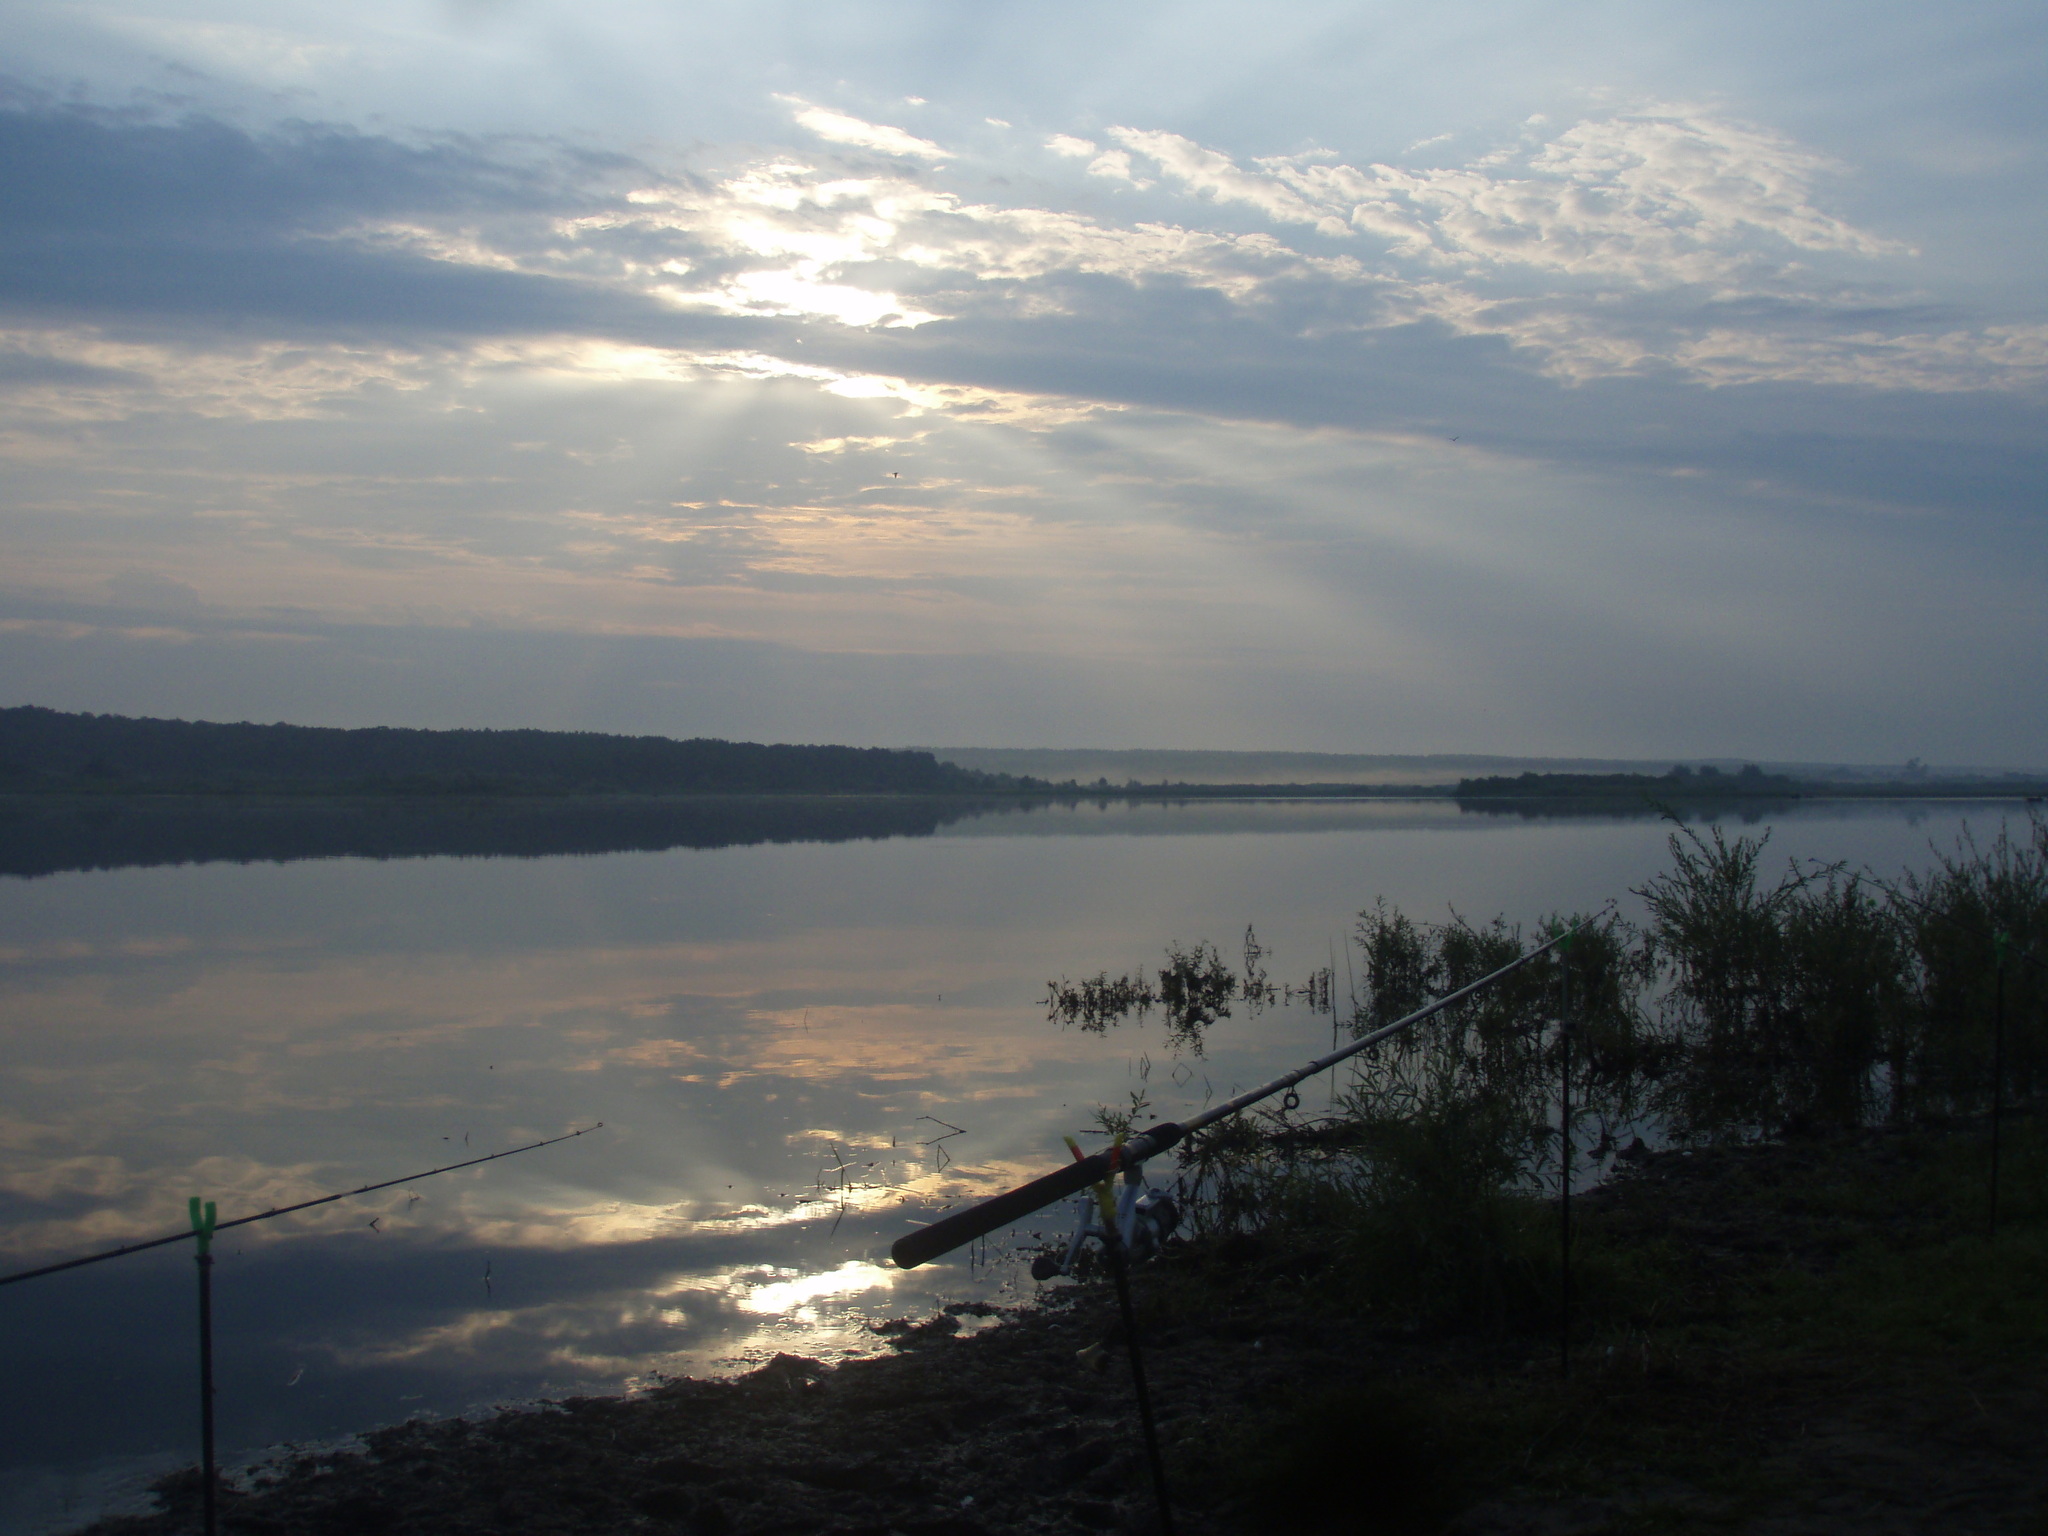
1892,819,2048,1120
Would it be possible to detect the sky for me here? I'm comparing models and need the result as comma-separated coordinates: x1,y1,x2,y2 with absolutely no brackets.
1,0,2044,762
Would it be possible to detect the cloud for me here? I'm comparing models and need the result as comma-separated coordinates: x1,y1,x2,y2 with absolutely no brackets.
677,269,943,329
3,378,2039,759
1109,109,1907,288
1084,149,1148,187
1044,134,1095,158
0,326,445,420
0,101,713,341
0,90,2042,759
1109,126,1341,230
88,12,360,83
1666,320,2048,391
1336,111,1907,286
1,85,2042,563
786,103,948,160
3,95,2031,404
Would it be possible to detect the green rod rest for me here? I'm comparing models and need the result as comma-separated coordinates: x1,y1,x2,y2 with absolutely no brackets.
188,1197,218,1258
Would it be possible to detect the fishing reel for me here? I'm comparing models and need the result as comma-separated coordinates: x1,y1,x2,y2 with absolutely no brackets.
1029,1162,1179,1281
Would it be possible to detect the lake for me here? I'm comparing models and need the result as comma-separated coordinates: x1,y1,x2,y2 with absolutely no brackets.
0,794,2026,1530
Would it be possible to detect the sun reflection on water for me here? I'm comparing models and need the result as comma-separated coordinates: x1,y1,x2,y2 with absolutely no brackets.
730,1259,895,1314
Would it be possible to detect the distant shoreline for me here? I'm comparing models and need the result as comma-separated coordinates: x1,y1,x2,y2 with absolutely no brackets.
4,778,2042,802
6,707,2043,806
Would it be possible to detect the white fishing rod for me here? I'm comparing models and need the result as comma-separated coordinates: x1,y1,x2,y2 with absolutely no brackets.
891,907,1612,1270
0,1123,605,1290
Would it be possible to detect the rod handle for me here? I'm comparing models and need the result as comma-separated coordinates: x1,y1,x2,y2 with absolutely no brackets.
890,1123,1183,1270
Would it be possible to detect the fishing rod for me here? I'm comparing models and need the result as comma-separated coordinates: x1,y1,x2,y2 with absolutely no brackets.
892,909,1612,1269
0,1123,605,1290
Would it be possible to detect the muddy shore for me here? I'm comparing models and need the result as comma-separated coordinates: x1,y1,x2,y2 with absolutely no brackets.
79,1126,2048,1535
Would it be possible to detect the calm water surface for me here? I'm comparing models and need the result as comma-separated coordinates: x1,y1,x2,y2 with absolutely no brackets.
0,797,2023,1528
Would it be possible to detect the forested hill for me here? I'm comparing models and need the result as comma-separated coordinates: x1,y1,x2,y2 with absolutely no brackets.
0,707,997,796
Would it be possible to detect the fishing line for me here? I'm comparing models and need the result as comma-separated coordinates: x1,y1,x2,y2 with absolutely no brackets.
0,1124,604,1290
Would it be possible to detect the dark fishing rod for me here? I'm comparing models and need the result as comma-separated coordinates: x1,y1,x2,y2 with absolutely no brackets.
0,1124,605,1290
892,910,1611,1270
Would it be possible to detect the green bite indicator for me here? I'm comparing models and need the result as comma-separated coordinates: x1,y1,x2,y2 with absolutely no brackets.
188,1196,217,1256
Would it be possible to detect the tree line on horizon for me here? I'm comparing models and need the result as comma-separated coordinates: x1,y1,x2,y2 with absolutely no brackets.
5,706,2037,802
0,705,1004,797
1454,763,1795,797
